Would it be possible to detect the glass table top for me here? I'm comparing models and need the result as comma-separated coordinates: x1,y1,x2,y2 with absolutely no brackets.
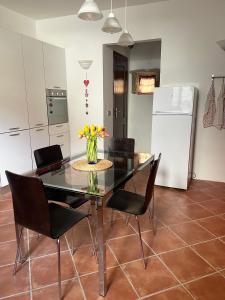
39,151,153,197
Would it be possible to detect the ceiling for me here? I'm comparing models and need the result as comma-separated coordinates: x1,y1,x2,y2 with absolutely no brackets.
0,0,166,20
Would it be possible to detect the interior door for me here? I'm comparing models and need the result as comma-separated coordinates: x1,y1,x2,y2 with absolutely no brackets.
113,52,128,138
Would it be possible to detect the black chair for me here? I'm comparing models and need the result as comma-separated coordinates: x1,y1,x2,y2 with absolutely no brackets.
34,145,89,210
6,171,96,300
106,153,161,269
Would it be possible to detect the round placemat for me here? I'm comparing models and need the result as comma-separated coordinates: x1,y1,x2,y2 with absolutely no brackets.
72,159,113,172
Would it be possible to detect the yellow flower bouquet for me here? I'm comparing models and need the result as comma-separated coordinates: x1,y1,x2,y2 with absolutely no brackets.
78,125,109,164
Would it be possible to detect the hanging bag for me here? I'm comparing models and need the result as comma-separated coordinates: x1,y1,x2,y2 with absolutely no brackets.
214,79,225,130
203,80,216,128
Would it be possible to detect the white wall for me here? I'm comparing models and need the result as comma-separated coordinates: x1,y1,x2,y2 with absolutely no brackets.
128,41,161,153
36,0,225,182
0,4,36,37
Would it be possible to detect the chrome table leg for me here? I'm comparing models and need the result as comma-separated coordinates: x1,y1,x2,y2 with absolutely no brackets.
96,196,107,296
136,216,147,269
56,238,62,300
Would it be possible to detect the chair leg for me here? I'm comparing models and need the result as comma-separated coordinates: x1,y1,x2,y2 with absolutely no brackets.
135,216,147,269
70,227,76,255
125,214,130,225
87,216,97,260
13,225,25,275
149,193,156,235
56,238,62,300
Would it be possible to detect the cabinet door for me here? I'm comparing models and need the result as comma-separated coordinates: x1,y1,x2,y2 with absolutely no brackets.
0,130,32,186
49,123,69,135
43,43,67,89
22,36,48,128
50,132,70,158
30,127,50,169
0,28,29,133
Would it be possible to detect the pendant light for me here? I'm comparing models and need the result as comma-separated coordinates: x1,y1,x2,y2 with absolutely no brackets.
118,0,134,47
102,0,122,34
78,0,103,21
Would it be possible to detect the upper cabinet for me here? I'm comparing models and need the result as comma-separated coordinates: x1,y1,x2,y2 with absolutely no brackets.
43,43,67,90
0,28,29,134
22,36,48,128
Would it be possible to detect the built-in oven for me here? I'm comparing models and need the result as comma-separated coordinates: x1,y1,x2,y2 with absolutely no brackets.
46,89,69,125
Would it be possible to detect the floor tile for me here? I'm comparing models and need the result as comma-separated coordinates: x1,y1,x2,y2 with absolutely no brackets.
0,223,16,243
108,234,153,264
185,273,225,300
128,213,164,232
104,219,136,240
31,251,76,289
156,208,191,226
0,209,14,225
177,203,213,220
29,235,68,258
144,286,193,300
160,247,214,283
123,256,178,297
5,293,30,300
197,216,225,237
74,244,117,275
32,279,84,300
0,199,13,211
185,190,214,202
170,221,214,244
80,267,137,300
198,199,225,214
188,180,214,191
0,263,30,298
142,227,187,254
193,239,225,270
0,240,26,266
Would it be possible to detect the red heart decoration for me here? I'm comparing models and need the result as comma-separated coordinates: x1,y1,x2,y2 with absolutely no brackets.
84,80,90,87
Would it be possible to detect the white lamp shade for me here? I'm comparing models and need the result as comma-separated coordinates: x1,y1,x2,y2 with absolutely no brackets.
78,0,103,21
78,60,93,70
118,29,134,47
102,12,122,34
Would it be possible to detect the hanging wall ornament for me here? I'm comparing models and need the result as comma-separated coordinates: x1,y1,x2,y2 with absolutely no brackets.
78,60,93,115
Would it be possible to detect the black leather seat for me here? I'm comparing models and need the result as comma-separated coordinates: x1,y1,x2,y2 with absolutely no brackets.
5,170,96,300
107,154,161,269
34,145,89,209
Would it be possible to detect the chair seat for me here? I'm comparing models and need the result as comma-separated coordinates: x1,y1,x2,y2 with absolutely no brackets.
106,190,146,215
49,203,87,239
45,187,89,209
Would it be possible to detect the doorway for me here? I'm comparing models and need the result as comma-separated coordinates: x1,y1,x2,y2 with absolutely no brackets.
113,51,128,138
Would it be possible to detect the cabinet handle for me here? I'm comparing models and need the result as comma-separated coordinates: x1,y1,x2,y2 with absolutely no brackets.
54,86,61,89
9,133,20,137
56,125,63,128
36,128,45,132
35,123,44,127
57,135,64,138
9,127,20,131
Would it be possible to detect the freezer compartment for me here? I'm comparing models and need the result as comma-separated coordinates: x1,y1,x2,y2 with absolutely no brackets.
151,115,193,189
153,86,195,115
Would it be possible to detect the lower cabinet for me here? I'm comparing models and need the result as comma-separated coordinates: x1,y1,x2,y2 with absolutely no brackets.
0,130,32,187
50,132,70,158
30,126,50,169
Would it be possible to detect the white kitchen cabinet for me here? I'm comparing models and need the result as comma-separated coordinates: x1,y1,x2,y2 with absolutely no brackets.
50,132,70,158
49,123,69,135
43,43,67,89
0,28,29,134
22,36,48,128
0,130,32,187
30,127,50,169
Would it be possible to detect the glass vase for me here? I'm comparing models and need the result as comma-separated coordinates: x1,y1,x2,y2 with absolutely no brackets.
87,138,97,164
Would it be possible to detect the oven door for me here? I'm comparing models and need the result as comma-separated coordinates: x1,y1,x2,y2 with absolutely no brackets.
47,97,69,125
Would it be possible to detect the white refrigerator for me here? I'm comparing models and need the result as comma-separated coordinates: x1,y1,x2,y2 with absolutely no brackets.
151,86,197,190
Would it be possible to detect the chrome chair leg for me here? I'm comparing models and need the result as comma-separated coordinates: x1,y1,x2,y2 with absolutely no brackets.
87,216,97,260
70,227,76,255
135,216,147,269
13,225,25,275
56,238,62,300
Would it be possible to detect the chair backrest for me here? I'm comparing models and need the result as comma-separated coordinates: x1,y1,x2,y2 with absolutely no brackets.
109,137,135,153
143,153,161,212
34,145,63,169
5,171,51,237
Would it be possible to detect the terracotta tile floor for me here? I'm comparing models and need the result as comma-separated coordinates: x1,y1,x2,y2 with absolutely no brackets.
0,179,225,299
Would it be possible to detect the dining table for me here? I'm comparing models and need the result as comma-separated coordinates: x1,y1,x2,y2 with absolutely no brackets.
17,150,154,297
